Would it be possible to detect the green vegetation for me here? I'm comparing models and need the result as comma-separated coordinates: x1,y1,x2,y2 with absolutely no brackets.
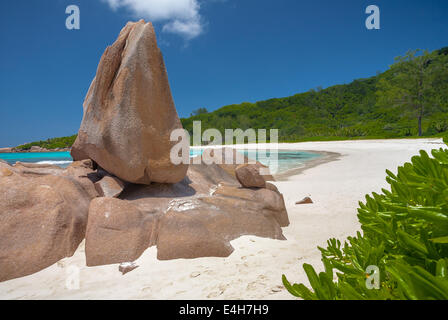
190,107,209,117
182,47,448,142
282,139,448,300
377,49,448,136
16,135,77,151
15,47,448,149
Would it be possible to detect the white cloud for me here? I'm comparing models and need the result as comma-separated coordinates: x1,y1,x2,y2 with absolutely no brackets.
102,0,204,40
162,19,202,40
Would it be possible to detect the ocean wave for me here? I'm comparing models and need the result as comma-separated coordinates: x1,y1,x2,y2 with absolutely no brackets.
36,160,73,165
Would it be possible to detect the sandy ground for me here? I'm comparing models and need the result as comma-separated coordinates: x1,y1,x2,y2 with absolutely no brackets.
0,138,444,300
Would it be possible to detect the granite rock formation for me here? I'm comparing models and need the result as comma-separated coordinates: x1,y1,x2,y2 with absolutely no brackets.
0,163,91,282
71,20,188,185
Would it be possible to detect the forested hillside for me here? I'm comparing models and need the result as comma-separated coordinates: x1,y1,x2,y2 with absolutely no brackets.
16,135,77,151
182,47,448,142
15,47,448,150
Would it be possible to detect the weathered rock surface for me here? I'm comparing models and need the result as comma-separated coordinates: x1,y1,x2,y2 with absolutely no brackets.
60,161,99,199
94,175,125,198
0,165,91,282
0,162,14,176
71,19,188,185
212,184,289,227
85,198,158,266
13,161,64,176
11,160,99,199
235,164,267,188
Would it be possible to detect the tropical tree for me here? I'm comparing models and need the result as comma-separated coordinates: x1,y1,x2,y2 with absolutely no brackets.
190,107,208,117
376,49,447,136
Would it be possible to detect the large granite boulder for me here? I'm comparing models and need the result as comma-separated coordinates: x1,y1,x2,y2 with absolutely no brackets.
212,184,289,227
12,160,99,199
156,184,289,260
71,20,188,185
0,163,91,282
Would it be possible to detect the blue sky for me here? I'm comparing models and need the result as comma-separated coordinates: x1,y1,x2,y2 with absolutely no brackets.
0,0,447,147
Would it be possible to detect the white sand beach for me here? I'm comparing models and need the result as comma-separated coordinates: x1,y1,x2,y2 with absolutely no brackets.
0,138,444,300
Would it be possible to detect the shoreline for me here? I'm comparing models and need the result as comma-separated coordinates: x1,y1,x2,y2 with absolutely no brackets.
273,150,341,181
0,147,336,180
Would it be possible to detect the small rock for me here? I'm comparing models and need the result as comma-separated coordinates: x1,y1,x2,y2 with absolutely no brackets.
296,197,313,205
119,262,139,275
190,271,201,278
94,175,125,198
235,164,266,188
271,285,283,293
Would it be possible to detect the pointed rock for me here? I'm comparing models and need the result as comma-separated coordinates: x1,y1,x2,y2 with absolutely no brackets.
71,20,188,184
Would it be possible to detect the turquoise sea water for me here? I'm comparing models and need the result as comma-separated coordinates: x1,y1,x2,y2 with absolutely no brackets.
0,152,73,168
242,149,320,174
0,149,321,173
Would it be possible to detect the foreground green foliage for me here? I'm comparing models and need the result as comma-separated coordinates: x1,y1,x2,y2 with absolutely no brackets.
283,143,448,300
16,135,77,151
